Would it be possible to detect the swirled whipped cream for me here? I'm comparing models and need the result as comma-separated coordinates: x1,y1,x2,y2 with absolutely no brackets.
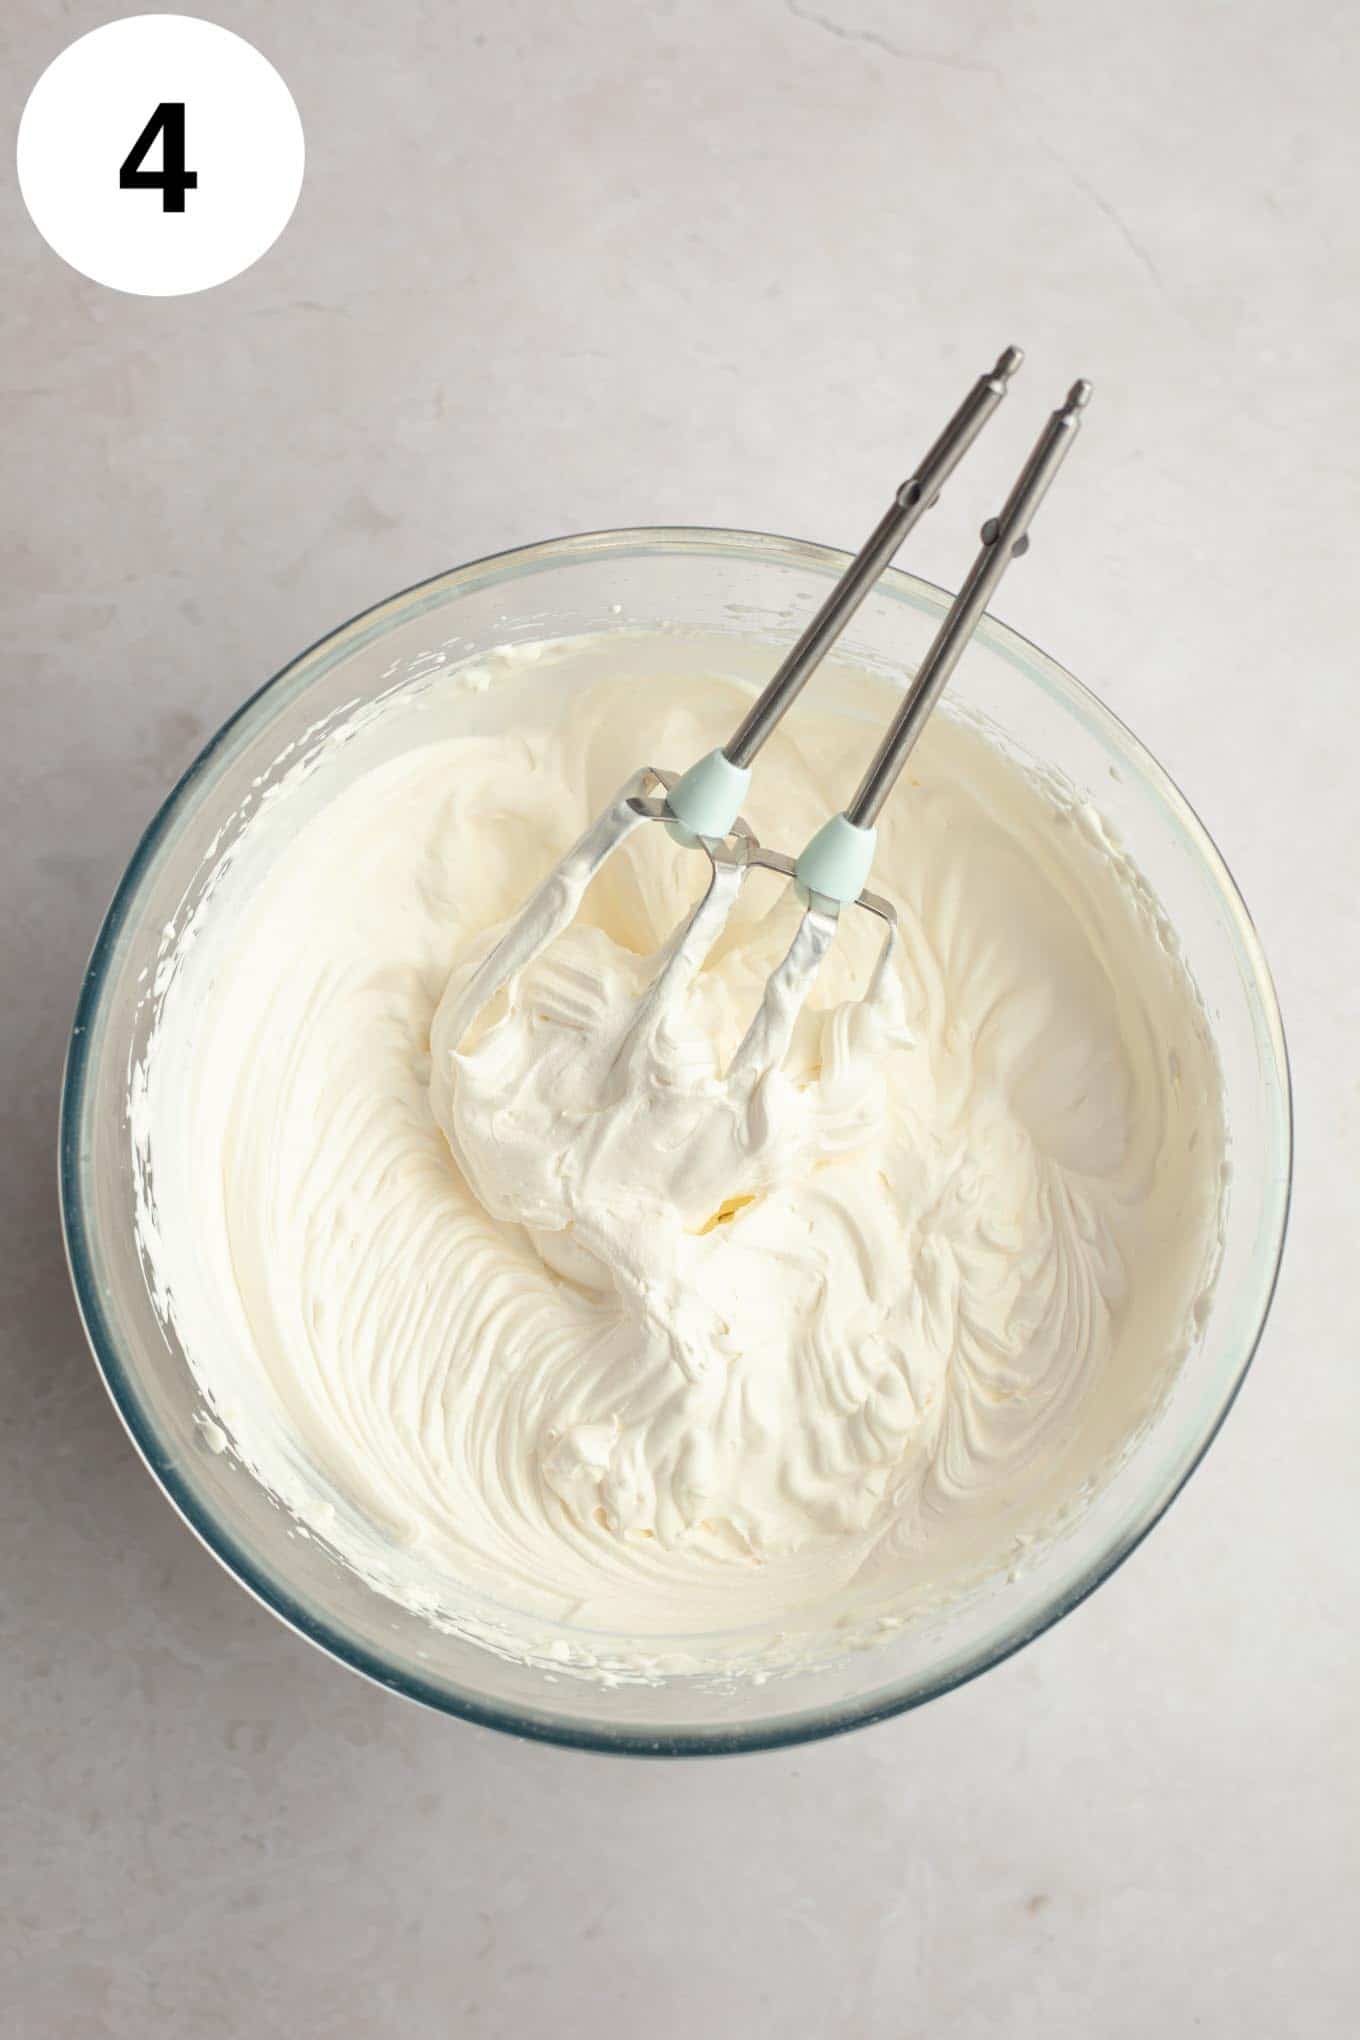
135,637,1224,1665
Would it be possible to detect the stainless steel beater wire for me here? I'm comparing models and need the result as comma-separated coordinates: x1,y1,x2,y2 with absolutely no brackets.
844,379,1092,832
721,345,1024,772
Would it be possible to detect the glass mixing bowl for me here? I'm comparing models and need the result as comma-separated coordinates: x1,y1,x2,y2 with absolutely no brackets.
59,530,1291,1755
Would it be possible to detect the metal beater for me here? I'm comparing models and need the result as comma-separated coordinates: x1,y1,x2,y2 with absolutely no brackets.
440,357,1089,1079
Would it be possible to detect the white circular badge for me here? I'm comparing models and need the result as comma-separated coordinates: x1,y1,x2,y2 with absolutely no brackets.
16,14,305,297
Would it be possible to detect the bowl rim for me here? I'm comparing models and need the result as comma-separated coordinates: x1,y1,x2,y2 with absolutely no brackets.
58,524,1293,1757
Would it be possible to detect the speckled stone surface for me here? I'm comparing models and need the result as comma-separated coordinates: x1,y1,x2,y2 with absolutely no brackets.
4,1,1355,2033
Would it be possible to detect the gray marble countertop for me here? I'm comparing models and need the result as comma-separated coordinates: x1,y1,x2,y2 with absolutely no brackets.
4,0,1355,2033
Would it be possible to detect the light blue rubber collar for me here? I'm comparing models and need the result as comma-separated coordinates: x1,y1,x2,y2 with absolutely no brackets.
794,812,877,906
664,748,752,845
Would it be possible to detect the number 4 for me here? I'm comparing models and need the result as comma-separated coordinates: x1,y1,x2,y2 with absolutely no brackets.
119,103,197,213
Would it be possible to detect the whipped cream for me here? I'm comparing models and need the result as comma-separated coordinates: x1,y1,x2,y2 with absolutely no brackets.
134,638,1225,1666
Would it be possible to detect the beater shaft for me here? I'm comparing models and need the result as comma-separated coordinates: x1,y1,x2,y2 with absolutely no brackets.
846,380,1091,830
722,347,1025,773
